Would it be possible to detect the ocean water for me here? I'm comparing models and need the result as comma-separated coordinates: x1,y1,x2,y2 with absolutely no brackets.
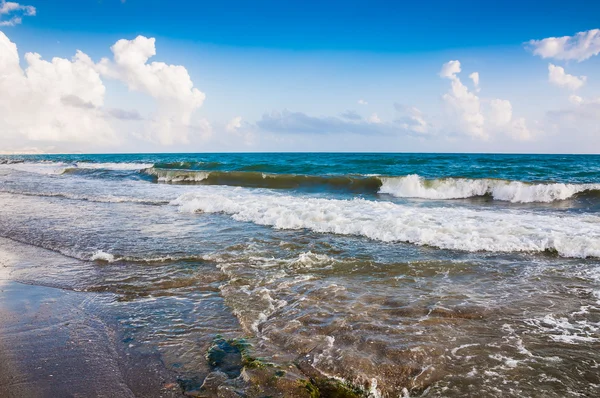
0,153,599,396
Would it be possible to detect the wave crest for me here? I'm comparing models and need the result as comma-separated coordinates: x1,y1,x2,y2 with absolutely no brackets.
148,168,600,203
380,175,600,203
144,167,381,191
171,188,600,258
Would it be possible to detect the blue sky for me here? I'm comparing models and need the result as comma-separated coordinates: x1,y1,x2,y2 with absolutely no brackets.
1,0,600,153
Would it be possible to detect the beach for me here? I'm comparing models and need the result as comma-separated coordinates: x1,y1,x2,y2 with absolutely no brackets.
0,238,185,397
0,153,599,397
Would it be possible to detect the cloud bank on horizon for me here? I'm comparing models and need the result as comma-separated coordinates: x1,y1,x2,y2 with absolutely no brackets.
0,2,599,154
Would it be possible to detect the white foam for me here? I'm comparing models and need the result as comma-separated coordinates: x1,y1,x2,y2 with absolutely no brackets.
293,251,336,268
0,189,168,205
0,162,70,175
90,250,116,262
379,174,600,203
525,314,600,344
144,167,210,182
171,187,600,258
0,162,152,175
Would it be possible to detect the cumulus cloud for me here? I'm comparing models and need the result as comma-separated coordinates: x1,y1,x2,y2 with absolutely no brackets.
0,31,208,152
226,116,242,132
548,64,586,90
0,1,35,26
440,60,531,140
439,60,461,78
488,99,531,140
440,60,485,138
357,99,368,105
95,36,206,145
0,31,116,145
469,72,480,91
528,29,600,62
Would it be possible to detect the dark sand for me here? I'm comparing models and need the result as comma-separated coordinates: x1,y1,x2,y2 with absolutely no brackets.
0,239,184,397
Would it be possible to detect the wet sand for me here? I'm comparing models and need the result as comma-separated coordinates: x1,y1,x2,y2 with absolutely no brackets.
0,240,183,398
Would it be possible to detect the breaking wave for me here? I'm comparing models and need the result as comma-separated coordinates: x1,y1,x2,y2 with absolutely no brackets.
144,167,381,192
171,187,600,258
145,167,600,203
379,174,600,203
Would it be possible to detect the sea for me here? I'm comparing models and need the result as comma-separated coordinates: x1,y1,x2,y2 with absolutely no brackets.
0,153,599,397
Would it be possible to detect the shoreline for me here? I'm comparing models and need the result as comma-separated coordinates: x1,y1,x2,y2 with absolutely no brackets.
0,237,375,397
0,238,183,397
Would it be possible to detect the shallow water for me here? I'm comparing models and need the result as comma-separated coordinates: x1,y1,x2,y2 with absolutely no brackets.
0,153,599,396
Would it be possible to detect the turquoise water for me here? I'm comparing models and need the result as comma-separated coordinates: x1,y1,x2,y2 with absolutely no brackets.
4,152,600,182
0,153,599,396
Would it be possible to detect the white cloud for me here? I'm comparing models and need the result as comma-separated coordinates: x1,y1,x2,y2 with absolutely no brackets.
226,116,242,132
548,63,586,90
357,99,368,105
439,60,461,78
569,95,583,105
440,60,531,141
488,99,531,141
0,31,116,145
0,31,210,152
221,116,256,147
489,99,513,126
469,72,480,91
96,36,206,145
368,113,381,124
528,29,600,62
440,60,485,138
0,1,35,26
567,95,600,106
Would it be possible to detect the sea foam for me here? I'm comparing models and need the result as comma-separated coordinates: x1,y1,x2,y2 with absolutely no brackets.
171,187,600,258
0,162,152,175
379,174,600,203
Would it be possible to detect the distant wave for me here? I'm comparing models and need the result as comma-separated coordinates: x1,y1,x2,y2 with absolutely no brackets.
145,167,600,203
153,161,223,170
172,188,600,258
144,167,382,192
0,161,152,175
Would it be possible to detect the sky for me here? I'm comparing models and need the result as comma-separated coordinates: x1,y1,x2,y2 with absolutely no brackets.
1,0,600,154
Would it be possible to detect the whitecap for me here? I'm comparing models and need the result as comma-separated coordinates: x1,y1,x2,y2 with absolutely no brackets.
171,187,600,258
379,174,600,203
